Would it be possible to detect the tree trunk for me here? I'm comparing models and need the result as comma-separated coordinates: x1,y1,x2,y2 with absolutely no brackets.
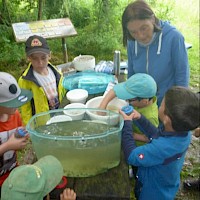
1,0,11,25
38,0,43,20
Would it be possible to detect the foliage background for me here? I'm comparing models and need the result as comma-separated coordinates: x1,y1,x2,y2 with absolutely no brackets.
0,0,199,92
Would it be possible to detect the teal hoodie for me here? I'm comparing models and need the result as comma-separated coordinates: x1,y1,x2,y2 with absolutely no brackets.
127,20,189,106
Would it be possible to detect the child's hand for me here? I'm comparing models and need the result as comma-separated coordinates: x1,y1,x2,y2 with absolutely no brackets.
6,133,29,151
96,109,107,116
60,188,76,200
119,109,141,121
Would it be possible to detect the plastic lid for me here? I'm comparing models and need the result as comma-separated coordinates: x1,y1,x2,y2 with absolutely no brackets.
18,129,26,137
121,105,134,115
63,71,115,94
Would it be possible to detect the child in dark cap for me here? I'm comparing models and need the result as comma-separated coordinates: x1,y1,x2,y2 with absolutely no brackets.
18,35,66,125
120,86,199,200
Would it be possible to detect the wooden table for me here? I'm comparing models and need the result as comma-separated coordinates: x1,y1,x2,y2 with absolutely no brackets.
66,152,132,200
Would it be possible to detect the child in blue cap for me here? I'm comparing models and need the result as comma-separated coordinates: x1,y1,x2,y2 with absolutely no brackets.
99,73,159,145
120,86,199,200
99,73,159,179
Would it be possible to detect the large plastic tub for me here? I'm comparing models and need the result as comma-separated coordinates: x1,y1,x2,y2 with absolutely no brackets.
26,108,124,177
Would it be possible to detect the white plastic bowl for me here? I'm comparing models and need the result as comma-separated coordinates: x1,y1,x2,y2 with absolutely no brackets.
86,96,128,125
63,103,86,120
66,89,88,104
73,55,95,71
46,115,72,125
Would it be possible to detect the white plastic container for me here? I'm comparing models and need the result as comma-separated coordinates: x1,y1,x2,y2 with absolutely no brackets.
73,55,95,71
63,103,86,120
46,115,72,125
86,96,128,125
66,89,88,104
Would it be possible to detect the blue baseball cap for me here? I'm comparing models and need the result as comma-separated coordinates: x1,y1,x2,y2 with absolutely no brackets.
113,73,157,100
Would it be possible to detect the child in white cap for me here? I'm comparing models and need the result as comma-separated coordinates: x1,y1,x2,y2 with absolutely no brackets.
0,72,32,194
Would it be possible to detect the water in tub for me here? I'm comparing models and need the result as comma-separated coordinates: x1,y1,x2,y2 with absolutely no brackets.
33,120,121,177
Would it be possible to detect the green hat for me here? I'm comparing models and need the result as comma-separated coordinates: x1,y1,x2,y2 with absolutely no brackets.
1,155,63,200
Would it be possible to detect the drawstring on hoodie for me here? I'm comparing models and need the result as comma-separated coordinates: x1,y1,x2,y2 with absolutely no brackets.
134,31,163,56
157,32,162,54
135,40,138,56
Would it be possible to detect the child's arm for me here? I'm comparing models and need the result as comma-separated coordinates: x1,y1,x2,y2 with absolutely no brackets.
121,120,136,161
133,133,149,142
119,109,159,161
120,109,159,139
133,115,160,139
0,134,29,155
99,89,116,109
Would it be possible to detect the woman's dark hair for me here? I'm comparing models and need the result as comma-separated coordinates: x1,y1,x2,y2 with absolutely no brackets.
164,86,200,132
122,0,161,46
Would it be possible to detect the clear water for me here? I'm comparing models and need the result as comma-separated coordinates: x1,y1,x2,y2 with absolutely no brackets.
31,121,121,177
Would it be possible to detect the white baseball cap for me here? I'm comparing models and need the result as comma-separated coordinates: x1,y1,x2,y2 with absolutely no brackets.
0,72,32,108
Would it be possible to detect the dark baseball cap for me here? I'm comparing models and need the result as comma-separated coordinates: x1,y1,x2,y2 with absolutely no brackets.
25,35,50,56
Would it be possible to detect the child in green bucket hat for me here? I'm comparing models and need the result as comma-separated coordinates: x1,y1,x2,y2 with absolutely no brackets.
1,155,76,200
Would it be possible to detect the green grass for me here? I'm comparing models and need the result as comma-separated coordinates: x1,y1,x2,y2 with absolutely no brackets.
173,0,199,92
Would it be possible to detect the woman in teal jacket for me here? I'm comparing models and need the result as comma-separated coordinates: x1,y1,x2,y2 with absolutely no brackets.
122,0,189,107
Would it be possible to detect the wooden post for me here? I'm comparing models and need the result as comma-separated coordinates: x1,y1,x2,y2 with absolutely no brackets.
37,0,43,20
62,37,68,63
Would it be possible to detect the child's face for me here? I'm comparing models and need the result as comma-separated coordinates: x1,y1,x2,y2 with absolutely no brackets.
129,98,152,108
28,53,50,71
0,106,17,115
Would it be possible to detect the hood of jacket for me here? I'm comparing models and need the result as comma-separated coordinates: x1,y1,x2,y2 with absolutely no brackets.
134,20,176,56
